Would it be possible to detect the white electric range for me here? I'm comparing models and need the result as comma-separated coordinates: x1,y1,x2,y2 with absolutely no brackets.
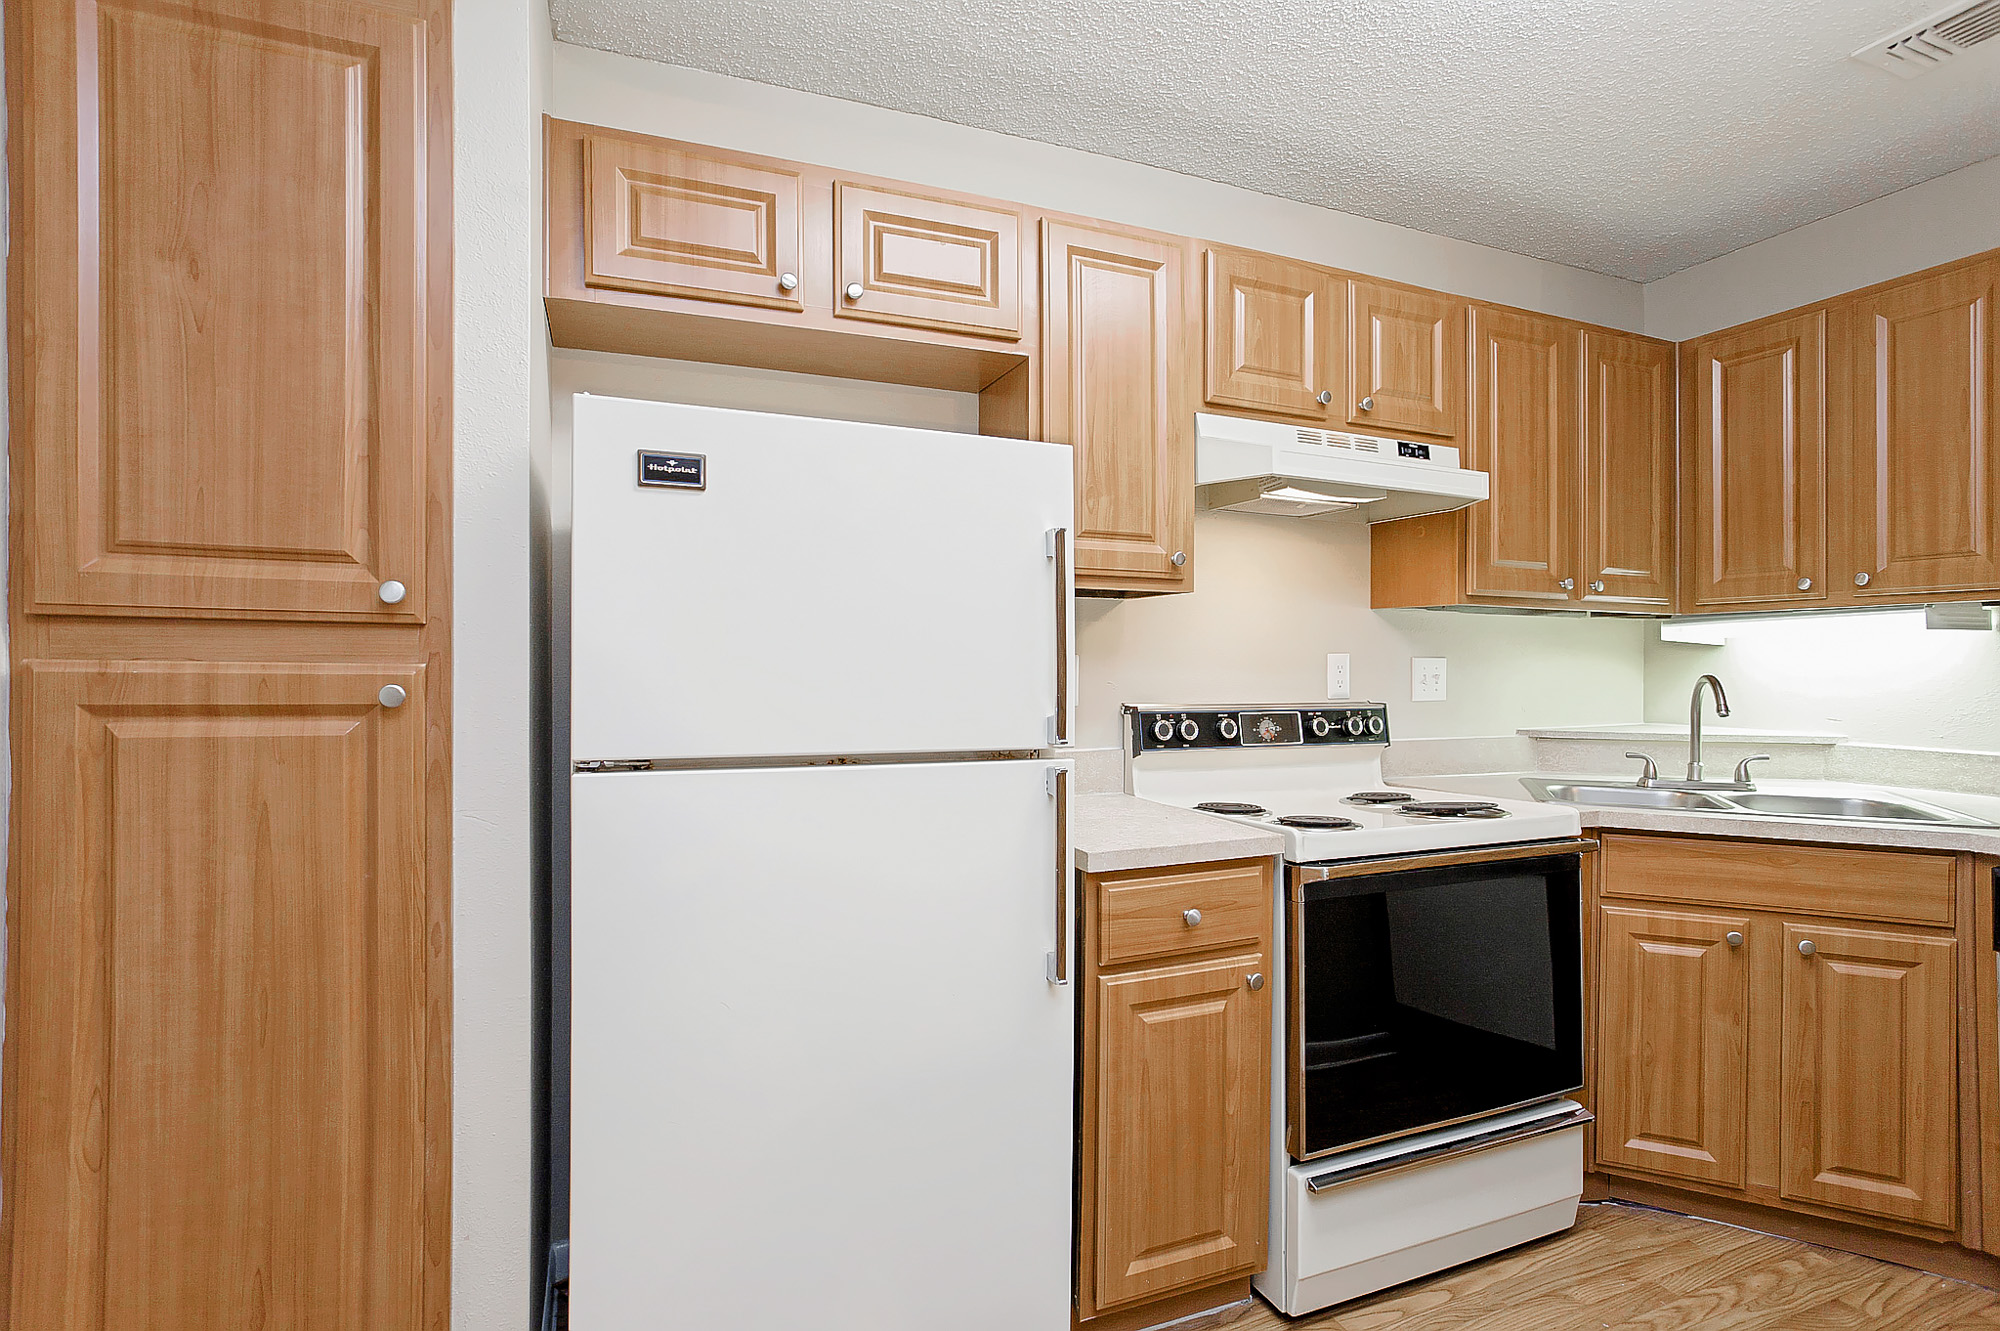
1124,703,1592,1317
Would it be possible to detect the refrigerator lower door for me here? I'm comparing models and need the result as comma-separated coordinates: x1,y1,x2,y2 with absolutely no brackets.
569,760,1074,1329
570,395,1075,762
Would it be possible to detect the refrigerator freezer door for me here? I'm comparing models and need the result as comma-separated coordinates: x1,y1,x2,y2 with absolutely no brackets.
571,396,1075,761
569,760,1074,1329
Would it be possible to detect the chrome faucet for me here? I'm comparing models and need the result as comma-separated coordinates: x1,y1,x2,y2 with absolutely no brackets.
1686,674,1728,783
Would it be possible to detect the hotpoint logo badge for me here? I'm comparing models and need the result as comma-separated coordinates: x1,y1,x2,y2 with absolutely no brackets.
636,451,706,490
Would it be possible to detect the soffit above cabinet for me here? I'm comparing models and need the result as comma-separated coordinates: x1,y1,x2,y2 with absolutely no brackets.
550,1,2000,282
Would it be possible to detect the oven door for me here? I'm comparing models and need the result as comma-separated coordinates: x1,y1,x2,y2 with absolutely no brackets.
1287,840,1590,1162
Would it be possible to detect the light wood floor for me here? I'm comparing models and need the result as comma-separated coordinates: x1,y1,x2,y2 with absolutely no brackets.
1233,1203,2000,1330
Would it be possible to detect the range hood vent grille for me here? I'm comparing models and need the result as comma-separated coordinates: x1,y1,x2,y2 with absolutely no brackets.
1294,427,1386,455
1853,0,2000,77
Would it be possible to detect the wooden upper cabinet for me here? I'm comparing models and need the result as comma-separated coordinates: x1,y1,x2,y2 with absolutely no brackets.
1582,332,1677,609
834,182,1021,339
1595,906,1750,1188
7,661,437,1329
1837,259,2000,601
1347,280,1464,439
1463,307,1578,602
13,0,437,621
1202,248,1339,418
1681,311,1828,610
584,135,805,313
1093,952,1269,1311
1779,920,1957,1229
1042,220,1193,594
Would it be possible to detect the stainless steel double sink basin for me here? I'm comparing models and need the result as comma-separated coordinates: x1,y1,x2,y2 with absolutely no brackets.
1521,779,1997,828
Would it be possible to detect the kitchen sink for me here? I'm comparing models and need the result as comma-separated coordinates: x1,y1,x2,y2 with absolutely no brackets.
1536,783,1736,812
1521,779,1997,828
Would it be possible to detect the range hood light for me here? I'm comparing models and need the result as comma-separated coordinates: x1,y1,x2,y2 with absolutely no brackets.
1199,477,1389,518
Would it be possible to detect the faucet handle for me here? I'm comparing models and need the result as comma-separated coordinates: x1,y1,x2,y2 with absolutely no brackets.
1625,752,1660,787
1733,754,1773,787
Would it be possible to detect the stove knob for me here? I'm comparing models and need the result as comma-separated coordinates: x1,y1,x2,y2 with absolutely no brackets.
1217,716,1239,741
1345,714,1367,736
1179,718,1201,742
1310,716,1332,738
1152,717,1176,743
1367,714,1386,736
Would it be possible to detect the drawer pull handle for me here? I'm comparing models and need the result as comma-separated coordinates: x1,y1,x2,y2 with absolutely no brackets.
1183,908,1202,927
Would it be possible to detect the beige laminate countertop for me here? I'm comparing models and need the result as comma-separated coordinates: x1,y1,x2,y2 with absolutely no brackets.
1071,793,1283,874
1398,773,2000,856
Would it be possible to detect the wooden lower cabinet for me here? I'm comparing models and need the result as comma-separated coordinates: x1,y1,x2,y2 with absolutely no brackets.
1594,833,1962,1237
5,660,440,1328
1595,905,1750,1188
1078,858,1272,1323
1780,920,1958,1228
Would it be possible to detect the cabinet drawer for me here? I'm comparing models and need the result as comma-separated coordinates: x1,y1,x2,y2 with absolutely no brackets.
1600,834,1954,927
1093,860,1269,967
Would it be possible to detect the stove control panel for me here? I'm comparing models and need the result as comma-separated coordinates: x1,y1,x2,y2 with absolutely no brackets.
1128,704,1391,752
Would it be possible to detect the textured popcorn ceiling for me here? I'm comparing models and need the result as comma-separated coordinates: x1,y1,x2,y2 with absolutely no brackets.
548,0,2000,281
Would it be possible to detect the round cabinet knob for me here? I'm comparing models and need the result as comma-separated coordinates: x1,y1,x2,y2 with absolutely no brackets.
1217,716,1239,740
1358,396,1376,412
844,282,864,302
377,579,407,605
1367,715,1385,735
1559,578,1576,591
1798,938,1816,957
1345,714,1367,736
777,272,799,292
1183,909,1202,927
378,684,407,709
1170,551,1187,567
1589,580,1606,593
1310,716,1332,738
1246,973,1265,991
1316,390,1333,406
1179,718,1200,742
1854,572,1871,587
1796,577,1812,592
1152,717,1176,743
1726,931,1744,948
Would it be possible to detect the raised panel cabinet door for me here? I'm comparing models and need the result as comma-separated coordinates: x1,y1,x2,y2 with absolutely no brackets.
1594,906,1750,1188
13,0,439,620
1347,280,1465,439
1840,260,2000,600
1682,312,1828,609
1094,953,1269,1311
1463,307,1578,602
1583,332,1677,608
1203,248,1339,418
5,661,438,1331
1042,220,1193,593
833,181,1021,339
1779,920,1957,1229
584,135,805,312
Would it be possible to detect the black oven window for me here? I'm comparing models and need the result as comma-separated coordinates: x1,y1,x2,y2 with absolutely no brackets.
1295,854,1583,1158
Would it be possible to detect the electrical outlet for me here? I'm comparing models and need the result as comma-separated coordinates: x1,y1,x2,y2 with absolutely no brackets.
1326,653,1351,700
1412,657,1447,702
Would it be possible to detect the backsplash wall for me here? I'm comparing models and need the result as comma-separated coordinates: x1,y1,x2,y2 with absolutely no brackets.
1643,614,2000,754
1075,511,1647,750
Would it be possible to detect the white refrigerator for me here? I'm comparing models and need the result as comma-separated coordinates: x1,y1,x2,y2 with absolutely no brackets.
566,395,1077,1328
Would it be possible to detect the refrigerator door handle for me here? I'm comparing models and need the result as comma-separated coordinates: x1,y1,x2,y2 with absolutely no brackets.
1045,763,1071,986
1046,527,1071,746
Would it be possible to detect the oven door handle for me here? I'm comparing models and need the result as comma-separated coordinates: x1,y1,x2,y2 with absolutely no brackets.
1304,1104,1594,1193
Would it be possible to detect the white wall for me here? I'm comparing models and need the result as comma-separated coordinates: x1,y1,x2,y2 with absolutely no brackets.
549,46,1646,332
1642,154,2000,341
454,0,550,1325
1644,614,2000,754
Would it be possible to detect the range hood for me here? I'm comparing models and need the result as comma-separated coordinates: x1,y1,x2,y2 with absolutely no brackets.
1196,413,1489,522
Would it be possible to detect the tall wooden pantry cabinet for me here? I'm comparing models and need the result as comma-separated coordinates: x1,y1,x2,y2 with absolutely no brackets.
3,0,454,1326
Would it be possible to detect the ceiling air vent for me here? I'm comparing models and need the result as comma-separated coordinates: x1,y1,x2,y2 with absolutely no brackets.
1853,0,2000,77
